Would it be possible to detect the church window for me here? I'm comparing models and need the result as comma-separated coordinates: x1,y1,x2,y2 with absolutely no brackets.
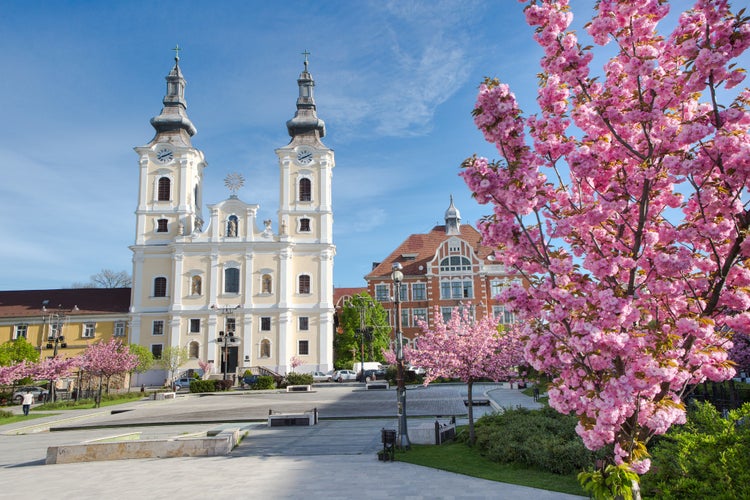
224,268,240,294
299,218,311,232
299,317,309,331
260,339,271,358
151,344,163,359
191,276,202,296
261,317,271,331
154,277,167,297
298,178,312,202
298,340,309,356
226,215,239,237
298,275,311,294
189,319,201,333
188,341,199,359
157,219,168,232
157,177,171,201
152,321,164,336
13,324,28,340
261,274,272,294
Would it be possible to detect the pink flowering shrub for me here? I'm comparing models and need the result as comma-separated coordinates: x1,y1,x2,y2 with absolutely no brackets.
462,0,750,483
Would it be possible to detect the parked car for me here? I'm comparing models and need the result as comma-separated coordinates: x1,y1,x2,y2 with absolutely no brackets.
331,370,357,382
12,386,49,404
173,377,195,390
311,371,330,383
356,369,386,382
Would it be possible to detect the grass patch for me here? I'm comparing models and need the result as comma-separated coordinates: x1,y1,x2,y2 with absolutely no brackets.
0,412,58,426
35,392,146,411
396,441,585,497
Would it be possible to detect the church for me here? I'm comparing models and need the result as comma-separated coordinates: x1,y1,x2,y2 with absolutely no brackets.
129,52,335,383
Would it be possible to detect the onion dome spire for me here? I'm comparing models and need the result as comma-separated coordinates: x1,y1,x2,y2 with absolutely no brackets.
286,50,326,142
445,195,461,235
150,45,197,144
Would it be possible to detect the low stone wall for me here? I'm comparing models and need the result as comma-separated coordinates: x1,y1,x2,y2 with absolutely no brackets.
45,429,241,464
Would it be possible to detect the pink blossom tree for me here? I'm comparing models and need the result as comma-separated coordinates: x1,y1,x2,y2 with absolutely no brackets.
81,339,138,407
289,356,302,373
31,356,79,401
198,360,214,379
0,361,31,387
461,0,750,493
410,306,525,444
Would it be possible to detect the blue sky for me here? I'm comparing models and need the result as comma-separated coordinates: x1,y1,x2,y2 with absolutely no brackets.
1,1,743,291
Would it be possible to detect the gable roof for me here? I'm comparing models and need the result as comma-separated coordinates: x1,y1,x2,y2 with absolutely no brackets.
366,224,495,279
0,288,131,319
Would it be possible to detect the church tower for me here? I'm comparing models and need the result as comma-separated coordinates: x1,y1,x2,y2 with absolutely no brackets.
129,52,334,383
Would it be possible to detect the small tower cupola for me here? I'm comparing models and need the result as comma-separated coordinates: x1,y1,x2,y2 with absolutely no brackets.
286,51,326,144
150,46,197,145
445,195,461,235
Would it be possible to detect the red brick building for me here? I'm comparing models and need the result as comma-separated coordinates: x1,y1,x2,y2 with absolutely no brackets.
365,197,518,346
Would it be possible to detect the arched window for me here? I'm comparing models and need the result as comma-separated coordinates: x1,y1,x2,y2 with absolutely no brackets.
298,275,311,294
298,178,312,202
226,215,239,237
224,268,240,294
188,341,199,359
261,274,272,294
157,177,171,201
191,276,202,296
154,277,167,297
439,256,472,272
260,339,271,358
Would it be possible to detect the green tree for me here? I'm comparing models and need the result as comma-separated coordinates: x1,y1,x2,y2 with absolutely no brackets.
158,346,188,389
127,343,154,391
335,293,390,369
0,338,40,366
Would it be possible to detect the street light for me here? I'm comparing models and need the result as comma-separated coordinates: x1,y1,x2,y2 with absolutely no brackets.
41,301,77,402
392,262,410,449
212,305,241,382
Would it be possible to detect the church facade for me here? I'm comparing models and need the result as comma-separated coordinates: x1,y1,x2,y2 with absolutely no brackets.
129,54,335,382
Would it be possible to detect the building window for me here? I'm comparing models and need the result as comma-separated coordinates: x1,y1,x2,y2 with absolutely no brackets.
157,177,171,201
298,340,309,356
83,323,96,338
191,275,202,296
375,284,389,302
190,319,201,334
225,318,236,333
154,277,167,297
261,317,271,331
299,218,311,232
462,281,473,299
226,215,239,237
413,308,428,325
412,283,426,301
490,279,504,298
441,307,452,322
299,317,309,331
114,321,126,337
440,281,451,299
261,274,272,294
401,308,410,328
298,275,311,294
189,341,199,359
399,283,408,301
299,178,312,202
493,305,515,325
260,339,271,358
440,280,473,299
225,268,240,294
439,256,471,272
156,219,168,232
13,324,28,340
151,344,163,359
152,320,164,336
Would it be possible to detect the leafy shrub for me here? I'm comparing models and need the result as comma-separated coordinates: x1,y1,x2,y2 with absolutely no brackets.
0,392,13,405
285,373,313,386
470,406,602,475
189,380,217,393
251,376,276,390
640,401,750,499
215,379,233,391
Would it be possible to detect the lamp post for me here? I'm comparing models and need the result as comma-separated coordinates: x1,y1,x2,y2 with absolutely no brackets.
392,262,410,449
41,302,76,402
213,305,240,382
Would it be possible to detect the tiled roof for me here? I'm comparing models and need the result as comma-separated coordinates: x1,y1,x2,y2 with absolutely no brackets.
366,224,495,279
0,288,131,319
333,287,367,306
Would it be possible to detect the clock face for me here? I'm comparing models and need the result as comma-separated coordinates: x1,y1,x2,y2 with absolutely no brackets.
296,147,313,165
156,147,174,164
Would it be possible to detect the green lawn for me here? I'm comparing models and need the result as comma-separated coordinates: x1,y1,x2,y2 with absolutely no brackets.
0,412,58,426
34,392,147,411
396,442,586,497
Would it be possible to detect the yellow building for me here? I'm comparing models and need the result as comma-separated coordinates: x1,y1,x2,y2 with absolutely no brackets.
0,288,131,361
129,54,335,383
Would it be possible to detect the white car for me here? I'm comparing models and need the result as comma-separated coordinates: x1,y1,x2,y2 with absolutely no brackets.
311,371,330,382
332,370,357,382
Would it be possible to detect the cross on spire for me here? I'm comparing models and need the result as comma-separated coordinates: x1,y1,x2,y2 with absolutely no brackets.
302,49,310,71
172,44,182,62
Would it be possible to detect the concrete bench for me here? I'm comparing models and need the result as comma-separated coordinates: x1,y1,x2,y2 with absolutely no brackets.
463,398,490,406
154,392,176,400
366,381,389,390
268,408,318,426
409,419,457,445
286,385,312,392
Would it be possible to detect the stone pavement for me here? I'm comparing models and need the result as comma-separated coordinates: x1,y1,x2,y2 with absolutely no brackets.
0,383,583,499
